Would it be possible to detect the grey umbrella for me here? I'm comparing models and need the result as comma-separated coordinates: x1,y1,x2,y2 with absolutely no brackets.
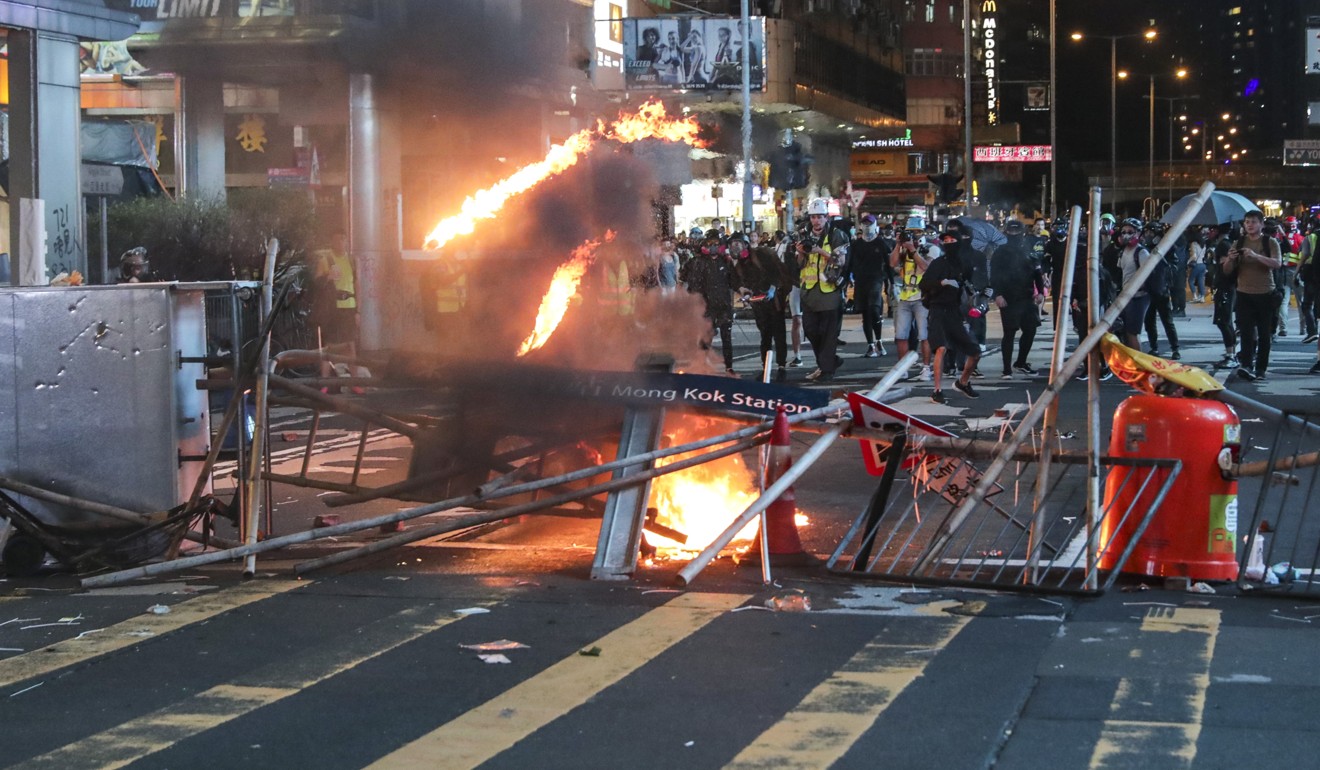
1161,190,1257,226
954,216,1008,252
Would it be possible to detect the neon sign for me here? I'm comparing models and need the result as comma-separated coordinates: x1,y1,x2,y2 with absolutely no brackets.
982,0,998,125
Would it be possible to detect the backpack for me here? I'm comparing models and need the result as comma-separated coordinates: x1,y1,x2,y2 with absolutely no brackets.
1135,248,1169,297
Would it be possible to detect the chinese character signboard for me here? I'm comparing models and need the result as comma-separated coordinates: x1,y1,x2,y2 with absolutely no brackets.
973,145,1054,163
622,16,765,92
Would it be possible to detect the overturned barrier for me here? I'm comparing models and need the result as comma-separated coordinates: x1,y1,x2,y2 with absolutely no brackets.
826,444,1181,595
1236,411,1320,596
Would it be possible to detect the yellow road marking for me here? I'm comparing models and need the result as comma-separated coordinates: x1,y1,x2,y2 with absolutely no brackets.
367,591,750,770
724,616,971,770
0,580,302,690
1089,607,1221,769
10,604,467,770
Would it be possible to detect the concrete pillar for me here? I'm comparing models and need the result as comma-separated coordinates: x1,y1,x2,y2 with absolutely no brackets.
175,74,226,201
349,72,399,352
7,29,84,282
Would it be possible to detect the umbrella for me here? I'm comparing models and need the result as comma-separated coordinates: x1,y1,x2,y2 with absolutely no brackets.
954,216,1007,252
1161,190,1257,226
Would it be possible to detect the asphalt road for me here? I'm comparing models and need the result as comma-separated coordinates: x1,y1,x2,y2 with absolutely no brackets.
1,298,1319,769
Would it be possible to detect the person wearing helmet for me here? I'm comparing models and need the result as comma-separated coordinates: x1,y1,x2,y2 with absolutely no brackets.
850,213,889,359
734,230,790,381
1142,222,1181,360
117,247,149,283
795,197,849,382
1204,222,1239,367
680,229,738,376
1114,218,1154,351
991,219,1045,379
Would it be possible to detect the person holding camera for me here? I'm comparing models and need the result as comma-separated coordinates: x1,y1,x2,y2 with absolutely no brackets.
889,229,933,381
919,222,981,403
681,229,739,376
1222,209,1283,381
796,198,849,383
991,220,1045,378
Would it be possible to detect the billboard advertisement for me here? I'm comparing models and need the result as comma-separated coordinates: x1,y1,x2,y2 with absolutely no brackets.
974,145,1053,162
622,16,765,92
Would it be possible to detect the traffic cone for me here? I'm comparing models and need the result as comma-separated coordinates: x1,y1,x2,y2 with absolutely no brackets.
748,406,814,566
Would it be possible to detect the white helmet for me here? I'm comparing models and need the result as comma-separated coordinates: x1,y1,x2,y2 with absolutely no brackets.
806,198,829,216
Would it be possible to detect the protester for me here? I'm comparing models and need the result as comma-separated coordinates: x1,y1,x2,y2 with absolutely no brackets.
795,198,849,382
990,220,1045,378
889,229,934,381
1223,210,1282,381
919,222,981,403
850,213,889,358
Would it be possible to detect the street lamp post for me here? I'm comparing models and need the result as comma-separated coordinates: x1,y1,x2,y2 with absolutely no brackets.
1070,29,1156,210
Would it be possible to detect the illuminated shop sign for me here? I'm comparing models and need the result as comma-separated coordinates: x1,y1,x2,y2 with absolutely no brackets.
982,0,998,125
852,130,914,148
974,145,1053,162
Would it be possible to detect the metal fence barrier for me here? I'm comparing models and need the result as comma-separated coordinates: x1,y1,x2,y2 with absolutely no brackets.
827,447,1181,595
1237,411,1320,596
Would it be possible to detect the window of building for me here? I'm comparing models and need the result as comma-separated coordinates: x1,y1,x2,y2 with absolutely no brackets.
906,48,962,77
925,1,936,23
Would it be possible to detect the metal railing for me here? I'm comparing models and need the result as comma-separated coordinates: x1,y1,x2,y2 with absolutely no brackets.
1237,411,1320,596
827,447,1181,595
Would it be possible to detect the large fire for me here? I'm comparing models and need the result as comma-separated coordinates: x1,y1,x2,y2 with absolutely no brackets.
645,416,764,554
517,231,616,356
422,99,705,251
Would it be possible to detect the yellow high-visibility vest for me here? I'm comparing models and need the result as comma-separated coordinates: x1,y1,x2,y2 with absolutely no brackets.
600,261,634,316
798,233,838,293
316,249,356,310
435,273,466,314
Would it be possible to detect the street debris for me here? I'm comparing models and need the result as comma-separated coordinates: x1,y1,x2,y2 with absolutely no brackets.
460,640,529,652
453,607,491,616
765,594,811,612
578,646,602,657
1188,582,1216,594
684,741,696,748
477,654,512,664
0,618,39,628
147,604,171,615
9,682,43,698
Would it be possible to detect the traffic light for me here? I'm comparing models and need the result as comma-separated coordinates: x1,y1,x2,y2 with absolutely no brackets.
769,141,809,190
928,173,964,204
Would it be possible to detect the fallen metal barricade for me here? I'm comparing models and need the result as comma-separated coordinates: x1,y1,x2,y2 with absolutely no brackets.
1236,411,1320,595
827,444,1181,595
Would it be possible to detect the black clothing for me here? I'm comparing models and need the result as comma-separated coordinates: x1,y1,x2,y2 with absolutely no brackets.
681,254,735,323
1236,291,1275,373
919,252,969,309
991,238,1044,305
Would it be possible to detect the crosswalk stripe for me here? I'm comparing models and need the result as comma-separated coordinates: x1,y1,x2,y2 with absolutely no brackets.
724,615,971,770
1088,607,1221,769
366,591,750,770
0,580,302,690
10,603,471,770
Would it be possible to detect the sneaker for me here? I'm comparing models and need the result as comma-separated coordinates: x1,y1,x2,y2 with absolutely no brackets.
1001,371,1014,379
774,367,787,383
806,368,822,381
835,356,845,371
865,343,879,358
1218,354,1237,368
1280,329,1289,337
1310,360,1320,374
1100,368,1115,382
788,357,803,368
876,342,888,356
1148,348,1161,357
953,380,980,398
1304,334,1319,344
1236,366,1258,381
970,368,985,379
1075,371,1090,381
930,389,947,405
1013,362,1037,375
917,365,933,382
1255,371,1269,382
816,373,835,383
1169,350,1181,360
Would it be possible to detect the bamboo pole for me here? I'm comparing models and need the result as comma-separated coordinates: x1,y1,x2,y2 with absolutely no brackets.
242,238,280,577
675,352,918,586
1085,189,1104,591
914,180,1216,573
1028,204,1082,581
1233,450,1320,478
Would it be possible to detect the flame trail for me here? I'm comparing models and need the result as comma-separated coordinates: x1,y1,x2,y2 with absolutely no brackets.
423,99,704,251
517,231,616,356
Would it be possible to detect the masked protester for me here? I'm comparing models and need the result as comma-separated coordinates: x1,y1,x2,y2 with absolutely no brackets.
919,222,981,403
680,229,738,376
735,231,791,382
850,213,890,358
990,220,1045,378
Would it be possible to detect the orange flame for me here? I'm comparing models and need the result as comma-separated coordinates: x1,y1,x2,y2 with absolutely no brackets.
645,416,770,555
517,231,616,356
423,99,704,251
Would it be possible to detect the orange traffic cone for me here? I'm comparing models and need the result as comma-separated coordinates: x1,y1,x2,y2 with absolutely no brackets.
748,406,814,566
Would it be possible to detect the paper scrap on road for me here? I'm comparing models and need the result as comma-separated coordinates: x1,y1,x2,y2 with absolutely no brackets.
454,607,490,616
477,654,512,664
460,639,529,652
